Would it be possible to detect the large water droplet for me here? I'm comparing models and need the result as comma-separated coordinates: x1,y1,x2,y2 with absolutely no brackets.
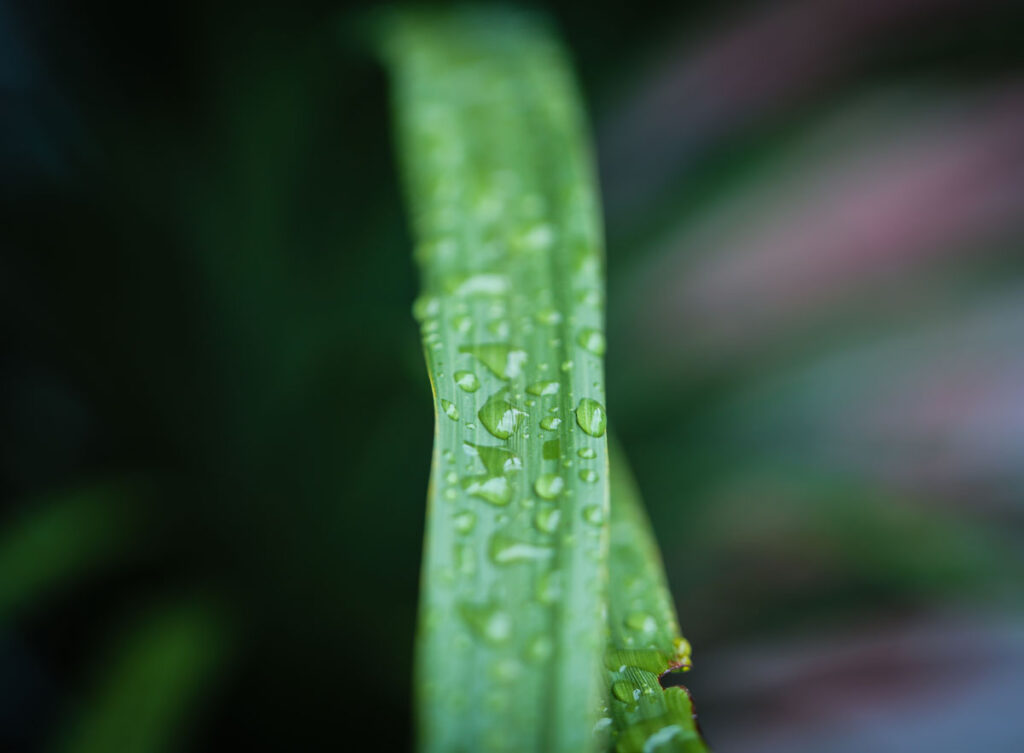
488,532,554,564
462,475,512,506
579,469,598,483
479,392,527,439
577,328,606,356
534,473,564,500
577,447,597,459
575,398,607,437
454,370,480,392
460,344,526,380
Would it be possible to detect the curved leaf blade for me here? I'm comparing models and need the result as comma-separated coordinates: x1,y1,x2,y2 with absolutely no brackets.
379,9,610,752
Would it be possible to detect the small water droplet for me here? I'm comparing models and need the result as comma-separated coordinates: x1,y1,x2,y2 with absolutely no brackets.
533,506,561,534
577,447,597,459
526,380,560,396
577,328,606,356
561,360,574,372
534,473,565,500
582,504,605,526
625,612,657,633
454,371,480,392
453,510,476,534
575,398,607,437
441,399,459,421
540,416,562,431
525,634,553,663
458,602,513,644
488,532,555,564
454,543,475,575
535,308,561,325
536,570,562,604
579,469,598,483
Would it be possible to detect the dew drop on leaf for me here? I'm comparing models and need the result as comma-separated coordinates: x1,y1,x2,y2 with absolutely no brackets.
577,328,606,356
534,473,565,500
454,370,481,392
441,399,459,421
575,398,607,437
540,416,562,431
533,506,561,534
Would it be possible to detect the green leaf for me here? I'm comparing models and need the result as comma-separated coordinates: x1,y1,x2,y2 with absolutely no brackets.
0,482,140,619
53,600,227,753
379,8,610,752
605,445,709,753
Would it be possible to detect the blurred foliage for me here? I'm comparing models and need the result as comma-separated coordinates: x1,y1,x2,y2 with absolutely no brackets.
1,0,1023,750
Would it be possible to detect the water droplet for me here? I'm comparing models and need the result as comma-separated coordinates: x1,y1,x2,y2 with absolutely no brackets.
452,314,472,334
577,447,597,459
582,504,605,526
543,439,561,460
452,273,508,297
536,570,562,604
540,416,562,431
459,602,513,644
625,612,657,633
525,634,553,663
478,392,527,439
454,371,480,392
488,532,555,564
535,308,561,325
577,328,606,356
575,398,607,437
579,469,598,483
487,319,510,338
611,682,638,703
561,360,573,372
533,506,561,534
440,399,459,421
534,473,564,500
442,449,455,464
453,510,476,534
526,380,560,396
454,543,475,575
412,295,440,321
463,442,522,474
462,475,512,506
459,344,526,380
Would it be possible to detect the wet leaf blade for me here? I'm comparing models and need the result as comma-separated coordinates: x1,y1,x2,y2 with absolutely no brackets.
379,8,610,752
606,445,710,753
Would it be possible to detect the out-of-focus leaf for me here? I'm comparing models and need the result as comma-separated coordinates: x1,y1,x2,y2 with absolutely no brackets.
53,600,226,753
0,483,139,619
604,444,708,753
379,8,611,752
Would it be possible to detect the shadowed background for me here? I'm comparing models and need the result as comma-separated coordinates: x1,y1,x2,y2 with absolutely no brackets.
1,0,1022,751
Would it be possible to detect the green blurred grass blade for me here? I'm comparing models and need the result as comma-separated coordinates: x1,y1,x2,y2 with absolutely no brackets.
379,8,610,752
605,445,709,753
53,600,226,753
0,483,138,619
